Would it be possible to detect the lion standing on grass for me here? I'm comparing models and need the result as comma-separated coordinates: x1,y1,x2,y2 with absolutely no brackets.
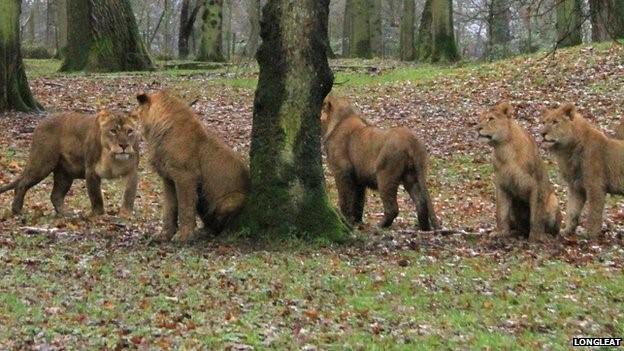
134,91,250,243
478,102,561,241
541,103,624,238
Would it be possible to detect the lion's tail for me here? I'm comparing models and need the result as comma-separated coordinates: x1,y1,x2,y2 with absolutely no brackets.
407,142,440,231
0,178,21,194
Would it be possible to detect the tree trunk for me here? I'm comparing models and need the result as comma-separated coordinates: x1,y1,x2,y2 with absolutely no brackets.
342,0,353,57
179,0,201,59
238,0,350,241
197,0,225,62
416,0,459,63
61,0,153,72
351,0,372,58
399,0,415,61
370,0,383,56
0,0,42,112
589,0,624,42
556,0,583,48
224,0,233,59
244,0,261,57
487,0,511,60
55,0,67,58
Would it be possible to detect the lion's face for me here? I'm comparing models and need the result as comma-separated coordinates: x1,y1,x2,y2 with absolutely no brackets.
98,111,139,161
541,104,577,148
477,103,513,145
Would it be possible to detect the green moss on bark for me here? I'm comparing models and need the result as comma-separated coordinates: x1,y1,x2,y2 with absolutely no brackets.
236,0,350,243
197,0,225,62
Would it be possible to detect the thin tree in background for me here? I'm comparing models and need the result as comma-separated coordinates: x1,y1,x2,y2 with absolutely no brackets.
556,0,583,48
55,0,67,58
197,0,225,61
343,0,353,57
238,0,350,241
589,0,624,42
178,0,202,59
487,0,511,60
370,0,383,56
0,0,41,112
61,0,153,72
244,0,261,57
400,0,416,61
416,0,459,63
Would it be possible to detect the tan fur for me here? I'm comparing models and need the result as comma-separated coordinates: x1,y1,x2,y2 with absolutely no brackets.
478,102,562,241
321,96,439,230
134,91,250,242
615,120,624,139
0,111,139,216
542,103,624,237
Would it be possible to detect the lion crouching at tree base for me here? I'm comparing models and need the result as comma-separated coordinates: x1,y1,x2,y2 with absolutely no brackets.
478,102,561,242
0,111,139,217
320,96,439,231
541,103,624,238
135,91,250,243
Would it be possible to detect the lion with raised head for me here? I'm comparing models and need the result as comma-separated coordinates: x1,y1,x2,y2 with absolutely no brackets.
134,91,250,242
0,111,139,216
541,103,624,237
321,96,439,230
478,102,561,241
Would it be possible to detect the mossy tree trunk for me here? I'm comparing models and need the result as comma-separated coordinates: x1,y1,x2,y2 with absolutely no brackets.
350,0,372,58
399,0,415,61
0,0,42,112
239,0,350,242
416,0,459,63
589,0,624,42
370,0,383,56
556,0,583,48
487,0,511,60
342,0,353,57
55,0,67,58
197,0,225,62
60,0,153,72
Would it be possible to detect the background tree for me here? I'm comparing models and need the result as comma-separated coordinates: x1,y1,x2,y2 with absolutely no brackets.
243,0,261,57
399,0,416,61
239,0,350,241
0,0,41,112
61,0,153,72
487,0,511,60
178,0,203,59
55,0,67,57
556,0,583,48
348,0,374,58
416,0,459,62
197,0,225,61
589,0,624,42
342,0,353,56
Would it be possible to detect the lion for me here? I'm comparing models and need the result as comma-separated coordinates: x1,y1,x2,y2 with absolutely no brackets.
541,103,624,237
0,111,139,216
321,96,439,230
478,102,562,241
134,91,250,242
615,120,624,139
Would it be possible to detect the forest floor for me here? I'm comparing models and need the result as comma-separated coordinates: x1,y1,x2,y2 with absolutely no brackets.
0,43,623,349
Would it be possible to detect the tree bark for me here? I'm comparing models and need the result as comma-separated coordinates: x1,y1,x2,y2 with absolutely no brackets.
61,0,153,72
556,0,583,48
342,0,353,57
178,0,202,59
244,0,261,57
55,0,67,58
197,0,225,62
416,0,459,63
351,0,372,58
487,0,511,60
0,0,42,112
589,0,624,42
238,0,350,241
370,0,383,56
399,0,415,61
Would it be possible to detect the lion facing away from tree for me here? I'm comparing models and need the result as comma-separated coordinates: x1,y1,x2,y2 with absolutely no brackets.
320,96,439,230
134,91,250,242
0,111,139,216
541,103,624,237
478,102,561,241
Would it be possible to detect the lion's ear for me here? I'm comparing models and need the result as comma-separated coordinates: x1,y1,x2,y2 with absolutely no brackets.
561,103,576,120
137,92,150,106
497,102,513,118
